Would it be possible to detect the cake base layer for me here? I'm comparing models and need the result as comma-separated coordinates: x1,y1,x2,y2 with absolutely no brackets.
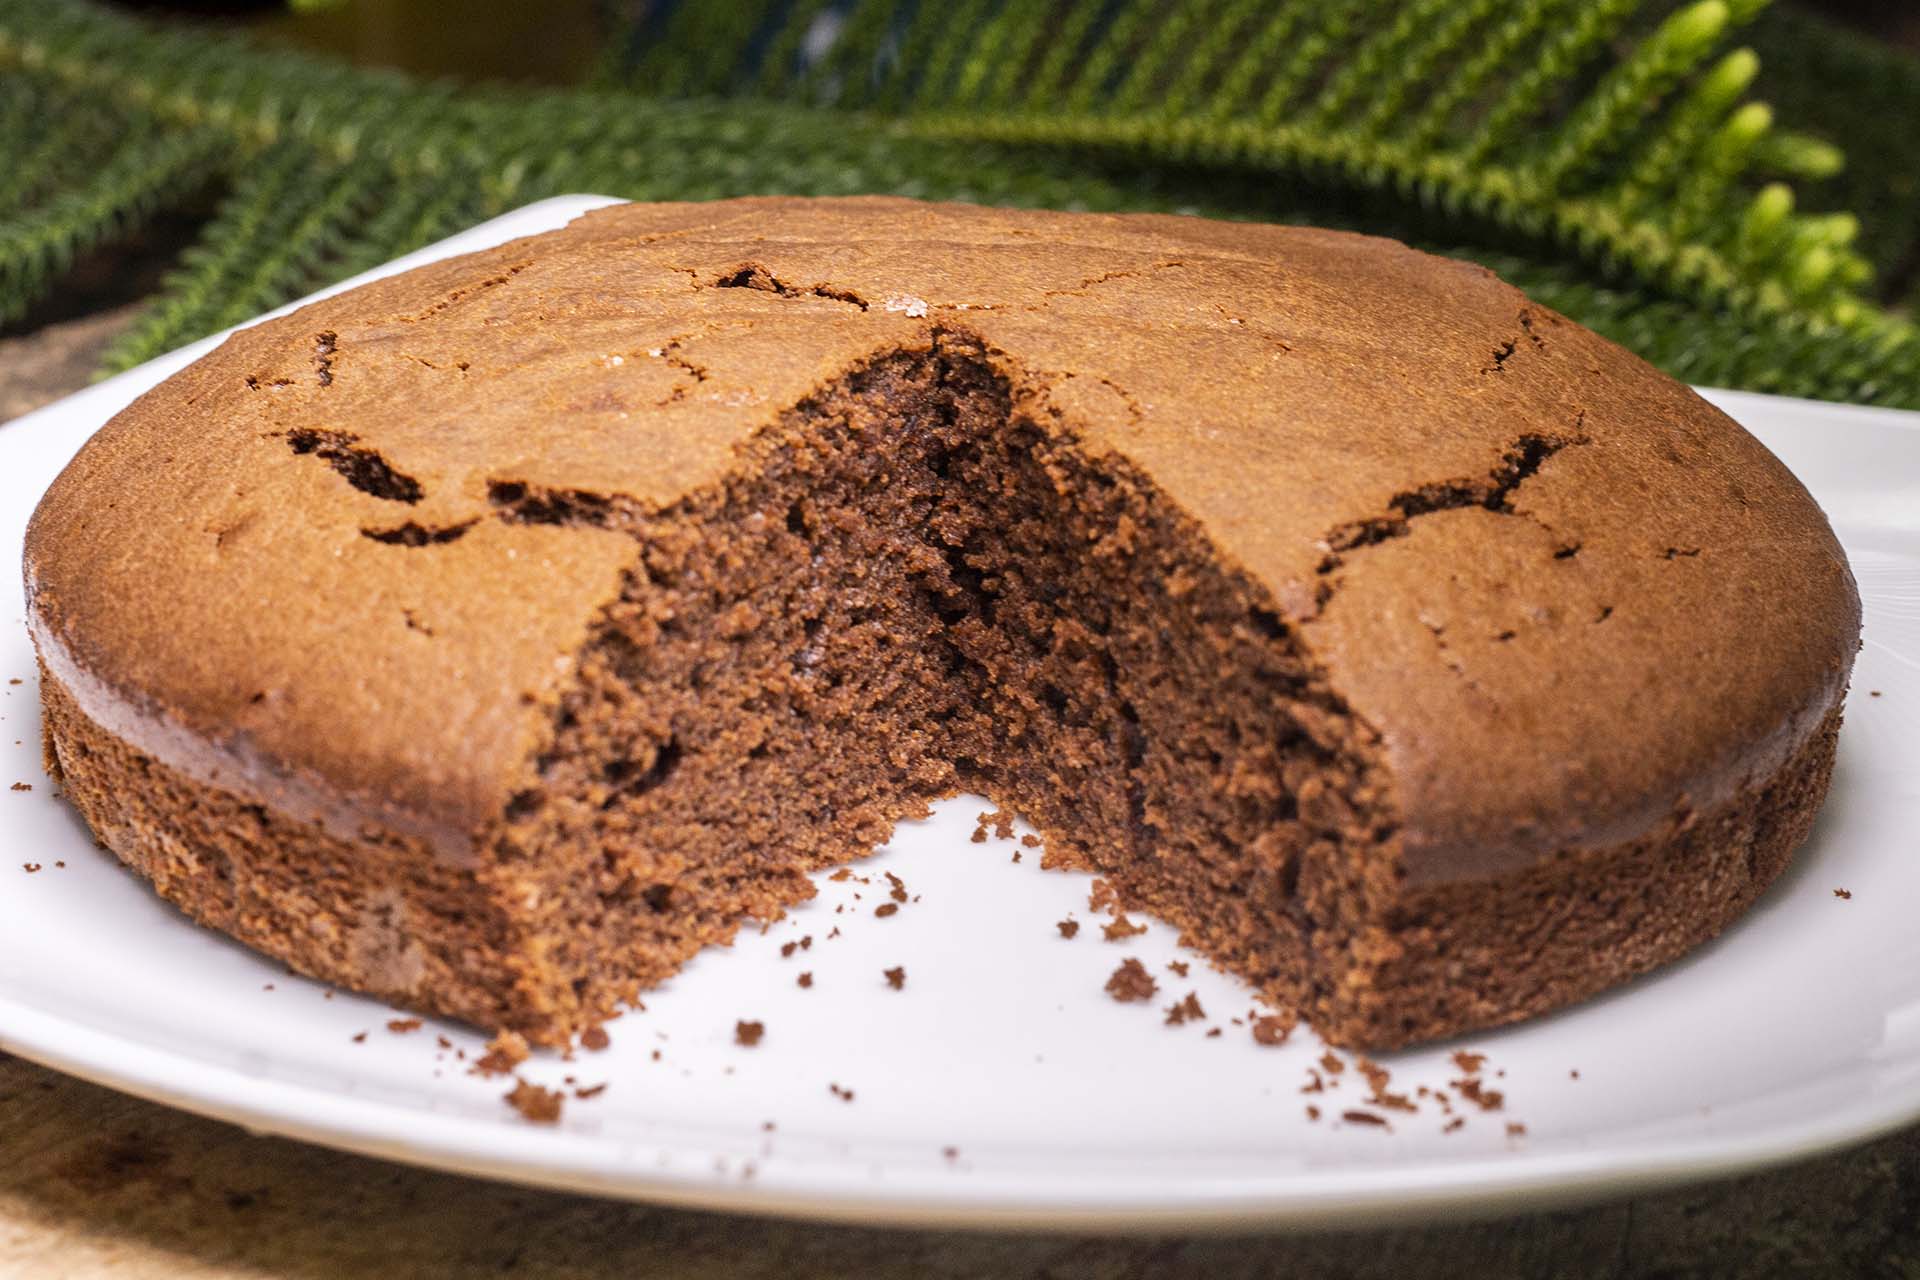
37,669,1841,1050
40,665,531,1032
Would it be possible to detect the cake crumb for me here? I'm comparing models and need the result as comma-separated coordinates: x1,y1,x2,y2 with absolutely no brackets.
1506,1122,1528,1138
1319,1052,1345,1076
386,1018,422,1035
1102,913,1146,941
580,1026,611,1052
829,868,853,881
1167,960,1190,977
1105,958,1158,1002
1056,918,1080,939
797,971,813,988
505,1078,563,1124
1451,1050,1487,1074
1020,834,1041,848
875,902,899,918
472,1030,530,1077
883,966,906,990
976,808,1015,840
829,1083,855,1102
10,782,31,792
942,1145,959,1160
1453,1076,1505,1112
1443,1116,1465,1134
21,862,40,873
1342,1110,1389,1129
1251,1013,1296,1046
1356,1058,1417,1113
1011,850,1021,863
54,860,64,868
1305,1105,1321,1121
885,873,907,903
1870,690,1882,697
1163,992,1205,1026
735,1020,765,1047
574,1082,608,1100
781,940,800,957
1088,879,1117,913
1570,1069,1581,1080
1206,1027,1222,1038
350,1031,368,1044
1834,887,1852,899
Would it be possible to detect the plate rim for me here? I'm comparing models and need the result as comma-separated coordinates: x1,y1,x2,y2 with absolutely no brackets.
8,985,1920,1234
5,194,1920,1232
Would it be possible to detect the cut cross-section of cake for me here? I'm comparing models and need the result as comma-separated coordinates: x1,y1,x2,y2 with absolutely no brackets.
24,197,1859,1050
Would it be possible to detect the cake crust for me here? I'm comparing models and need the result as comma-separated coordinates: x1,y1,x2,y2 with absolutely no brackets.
24,197,1861,1047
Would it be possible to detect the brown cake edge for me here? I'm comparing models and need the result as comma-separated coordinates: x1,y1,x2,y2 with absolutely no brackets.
37,664,539,1031
35,658,1844,1050
1324,696,1846,1049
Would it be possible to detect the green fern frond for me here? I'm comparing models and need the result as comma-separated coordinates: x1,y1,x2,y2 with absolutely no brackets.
1537,1,1733,190
1355,0,1508,140
4,0,1920,412
1016,0,1106,114
1307,0,1449,130
630,0,1884,345
102,145,388,372
0,91,125,220
1106,0,1210,117
1252,0,1369,128
957,0,1051,110
1154,1,1277,121
1402,0,1570,149
1752,129,1845,182
1062,0,1163,115
1464,0,1642,162
0,121,218,324
1615,47,1757,212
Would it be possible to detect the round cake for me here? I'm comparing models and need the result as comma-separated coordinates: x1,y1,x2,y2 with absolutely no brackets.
24,197,1860,1050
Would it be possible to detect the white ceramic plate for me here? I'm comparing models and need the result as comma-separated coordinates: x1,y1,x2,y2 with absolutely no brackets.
2,196,1918,1232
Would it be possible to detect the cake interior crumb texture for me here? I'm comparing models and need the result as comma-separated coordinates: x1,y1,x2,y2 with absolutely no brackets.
25,197,1859,1051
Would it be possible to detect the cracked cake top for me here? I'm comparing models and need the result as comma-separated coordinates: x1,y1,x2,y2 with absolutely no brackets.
24,197,1859,882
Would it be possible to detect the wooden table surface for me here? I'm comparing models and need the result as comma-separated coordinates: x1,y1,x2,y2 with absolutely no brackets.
3,311,1917,1279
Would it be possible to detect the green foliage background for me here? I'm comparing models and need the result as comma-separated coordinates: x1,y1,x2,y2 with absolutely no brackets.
3,0,1920,407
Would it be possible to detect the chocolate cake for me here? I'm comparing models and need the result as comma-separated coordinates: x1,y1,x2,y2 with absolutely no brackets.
23,197,1859,1050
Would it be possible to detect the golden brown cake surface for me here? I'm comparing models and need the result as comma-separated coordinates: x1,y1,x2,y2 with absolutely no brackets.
24,197,1860,1047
